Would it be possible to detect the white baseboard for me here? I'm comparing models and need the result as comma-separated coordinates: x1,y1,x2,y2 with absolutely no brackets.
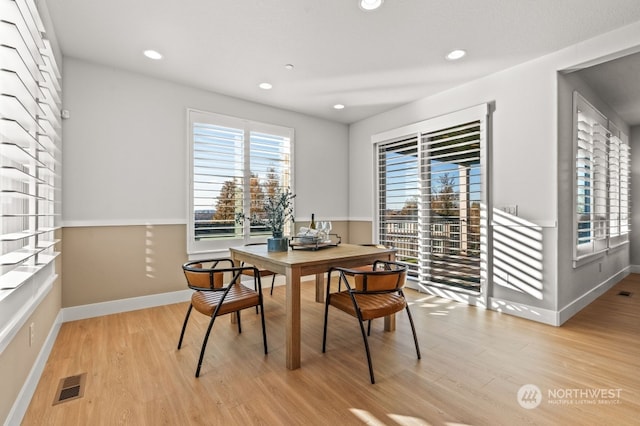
628,264,640,274
489,297,559,326
557,266,630,325
5,311,62,426
59,275,311,323
62,289,193,322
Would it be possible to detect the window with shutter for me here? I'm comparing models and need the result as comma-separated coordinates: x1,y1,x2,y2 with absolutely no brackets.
608,122,631,247
573,92,630,266
188,110,293,254
1,0,61,348
377,136,419,278
420,120,482,291
375,104,488,293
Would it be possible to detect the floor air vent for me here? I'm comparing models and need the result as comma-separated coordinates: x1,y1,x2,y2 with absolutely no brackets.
53,373,87,405
617,291,632,297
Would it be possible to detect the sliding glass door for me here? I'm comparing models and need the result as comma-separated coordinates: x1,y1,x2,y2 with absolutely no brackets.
420,122,482,291
377,137,420,279
375,105,488,294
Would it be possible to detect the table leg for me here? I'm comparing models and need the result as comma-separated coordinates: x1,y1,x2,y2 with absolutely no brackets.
230,255,238,325
315,273,324,303
384,314,396,331
285,267,301,369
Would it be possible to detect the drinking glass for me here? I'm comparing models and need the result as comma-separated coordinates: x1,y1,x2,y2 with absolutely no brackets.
319,221,328,241
325,221,332,241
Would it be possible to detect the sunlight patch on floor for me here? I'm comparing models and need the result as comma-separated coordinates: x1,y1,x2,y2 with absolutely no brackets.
350,408,432,425
412,295,466,316
349,408,473,425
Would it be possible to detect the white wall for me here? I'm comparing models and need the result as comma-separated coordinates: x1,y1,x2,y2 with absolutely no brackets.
631,125,640,266
348,21,640,323
62,58,349,227
350,56,562,314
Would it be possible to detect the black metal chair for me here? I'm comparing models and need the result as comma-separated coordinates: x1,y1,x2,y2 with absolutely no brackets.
322,260,420,384
177,258,268,377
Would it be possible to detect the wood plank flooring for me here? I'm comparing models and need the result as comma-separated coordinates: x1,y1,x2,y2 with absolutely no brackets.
22,275,640,425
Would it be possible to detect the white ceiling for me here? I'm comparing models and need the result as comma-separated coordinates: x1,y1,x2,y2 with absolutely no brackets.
44,0,640,124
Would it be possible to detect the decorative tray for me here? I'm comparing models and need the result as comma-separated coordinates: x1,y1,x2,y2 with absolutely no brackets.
289,234,341,250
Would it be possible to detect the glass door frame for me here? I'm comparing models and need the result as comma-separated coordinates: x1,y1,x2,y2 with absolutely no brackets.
372,104,491,306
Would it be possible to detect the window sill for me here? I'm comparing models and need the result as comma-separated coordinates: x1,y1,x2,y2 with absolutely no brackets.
0,255,59,354
608,240,629,253
572,250,606,269
0,253,60,300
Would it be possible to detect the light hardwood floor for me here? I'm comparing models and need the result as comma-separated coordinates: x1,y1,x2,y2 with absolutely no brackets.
23,275,639,425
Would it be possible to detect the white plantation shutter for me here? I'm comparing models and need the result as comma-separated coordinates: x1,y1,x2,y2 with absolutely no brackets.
574,105,608,257
374,104,488,293
419,120,483,290
573,92,630,265
188,110,293,254
608,122,630,247
376,136,420,278
248,129,292,233
608,126,621,238
619,132,630,236
192,121,244,242
1,0,61,346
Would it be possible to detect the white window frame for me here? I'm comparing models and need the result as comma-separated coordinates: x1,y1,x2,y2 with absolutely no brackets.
1,0,61,352
607,122,630,249
573,92,630,267
373,103,489,297
187,109,294,255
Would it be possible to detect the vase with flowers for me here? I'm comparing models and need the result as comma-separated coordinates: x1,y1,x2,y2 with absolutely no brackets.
236,187,295,252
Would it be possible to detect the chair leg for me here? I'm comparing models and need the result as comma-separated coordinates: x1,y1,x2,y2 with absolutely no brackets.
323,271,338,353
322,294,331,353
356,316,376,384
177,304,193,350
367,320,372,336
259,301,268,354
237,311,242,334
255,276,260,314
405,305,421,359
195,314,218,378
270,274,276,295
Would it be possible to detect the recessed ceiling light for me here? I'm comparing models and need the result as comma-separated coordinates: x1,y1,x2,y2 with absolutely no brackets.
446,49,466,61
284,64,294,70
143,49,163,60
333,104,345,110
259,82,273,90
359,0,383,11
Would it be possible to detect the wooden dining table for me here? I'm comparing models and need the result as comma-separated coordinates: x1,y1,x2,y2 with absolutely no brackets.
229,243,396,370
